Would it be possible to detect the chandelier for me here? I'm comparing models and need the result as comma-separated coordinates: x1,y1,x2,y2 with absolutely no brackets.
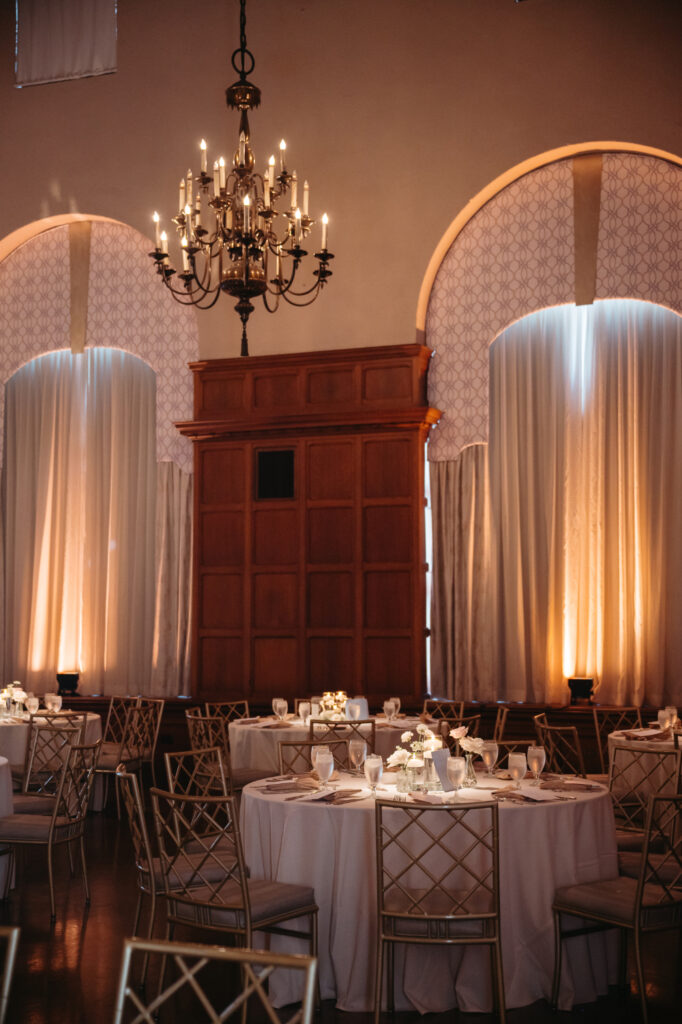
149,0,334,357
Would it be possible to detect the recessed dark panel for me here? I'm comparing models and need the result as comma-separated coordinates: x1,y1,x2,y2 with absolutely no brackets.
257,449,295,500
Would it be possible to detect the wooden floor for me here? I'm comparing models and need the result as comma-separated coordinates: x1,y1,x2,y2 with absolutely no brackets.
0,806,680,1023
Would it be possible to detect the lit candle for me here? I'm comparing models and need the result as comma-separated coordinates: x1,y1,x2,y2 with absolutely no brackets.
268,154,276,187
239,131,246,165
294,207,301,242
152,211,160,249
181,235,189,271
279,139,286,172
160,231,168,265
200,138,207,174
186,169,193,207
291,171,298,210
226,206,233,231
303,180,309,216
179,178,185,212
243,193,251,233
321,212,328,250
194,192,201,228
275,247,281,280
213,160,220,192
263,171,270,208
219,157,226,190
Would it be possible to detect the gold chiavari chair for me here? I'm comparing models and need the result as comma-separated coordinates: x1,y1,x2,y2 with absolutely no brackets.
14,718,82,815
552,795,682,1024
308,718,376,754
204,700,250,721
137,697,165,787
96,705,145,817
0,926,19,1024
492,706,509,743
278,738,350,775
102,695,140,746
185,710,268,792
437,714,482,753
373,799,505,1024
608,740,682,855
164,747,229,797
533,714,587,777
113,936,317,1024
592,705,643,775
0,741,100,919
150,789,318,955
422,698,464,721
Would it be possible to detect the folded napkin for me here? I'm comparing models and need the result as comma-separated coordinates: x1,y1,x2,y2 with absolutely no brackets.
259,780,319,794
408,792,447,805
232,716,261,725
295,788,364,804
540,780,602,793
620,727,672,742
261,721,296,729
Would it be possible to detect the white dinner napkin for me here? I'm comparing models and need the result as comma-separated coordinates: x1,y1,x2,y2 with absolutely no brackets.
431,748,453,790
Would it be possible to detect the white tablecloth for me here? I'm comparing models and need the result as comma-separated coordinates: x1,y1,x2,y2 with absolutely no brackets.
0,756,14,893
241,775,618,1014
0,712,102,773
229,716,425,775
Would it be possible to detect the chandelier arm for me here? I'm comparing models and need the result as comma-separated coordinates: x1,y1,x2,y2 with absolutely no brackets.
271,287,324,309
162,277,223,309
261,290,281,313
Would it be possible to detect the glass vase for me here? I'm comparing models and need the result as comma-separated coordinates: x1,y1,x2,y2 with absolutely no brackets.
406,758,425,792
423,753,442,791
464,753,478,787
395,768,410,794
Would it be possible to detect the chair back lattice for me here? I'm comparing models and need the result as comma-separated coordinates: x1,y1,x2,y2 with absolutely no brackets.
438,715,482,753
136,698,165,760
309,719,376,754
423,699,465,721
23,718,81,796
113,936,317,1024
185,712,233,784
0,926,19,1024
533,715,586,777
592,705,643,774
150,789,250,930
204,700,250,722
103,695,140,745
492,707,508,743
375,799,501,937
164,748,229,797
57,741,101,827
116,768,156,895
279,739,350,775
115,707,146,769
609,742,682,835
638,795,682,917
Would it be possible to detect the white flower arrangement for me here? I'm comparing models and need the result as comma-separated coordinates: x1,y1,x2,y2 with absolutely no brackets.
460,735,485,756
449,725,468,741
388,726,442,771
386,747,411,768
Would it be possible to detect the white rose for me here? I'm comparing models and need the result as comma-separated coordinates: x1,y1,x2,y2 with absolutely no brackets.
401,730,413,743
460,735,485,755
449,726,468,741
387,747,411,768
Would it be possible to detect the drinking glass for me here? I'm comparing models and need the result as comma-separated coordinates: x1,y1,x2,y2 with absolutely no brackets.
315,750,334,790
310,700,321,719
527,745,546,786
273,699,288,721
26,697,39,716
51,695,62,712
657,709,672,730
391,697,401,715
349,738,367,774
665,706,678,728
346,701,361,721
508,752,527,789
480,741,498,777
446,756,466,799
383,699,396,722
364,754,383,796
298,701,310,724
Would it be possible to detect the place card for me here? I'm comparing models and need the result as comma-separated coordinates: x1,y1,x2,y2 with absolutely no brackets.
431,748,453,790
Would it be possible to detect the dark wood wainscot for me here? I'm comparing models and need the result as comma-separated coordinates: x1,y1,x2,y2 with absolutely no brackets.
177,344,441,706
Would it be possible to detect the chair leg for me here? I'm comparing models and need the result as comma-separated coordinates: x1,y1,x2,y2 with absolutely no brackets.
492,938,506,1024
387,940,395,1013
67,840,75,876
633,926,648,1024
79,836,90,904
373,937,384,1024
551,909,562,1010
114,775,121,820
139,890,157,988
617,927,629,991
46,844,56,920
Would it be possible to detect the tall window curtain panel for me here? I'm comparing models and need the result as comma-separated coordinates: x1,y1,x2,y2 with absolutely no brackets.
488,300,682,706
3,348,156,695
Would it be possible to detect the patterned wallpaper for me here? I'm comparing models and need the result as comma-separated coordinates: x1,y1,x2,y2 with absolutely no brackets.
426,152,682,462
0,220,198,471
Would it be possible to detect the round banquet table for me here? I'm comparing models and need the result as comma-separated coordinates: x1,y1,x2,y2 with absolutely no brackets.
608,726,679,758
229,715,426,775
240,773,618,1014
0,711,102,775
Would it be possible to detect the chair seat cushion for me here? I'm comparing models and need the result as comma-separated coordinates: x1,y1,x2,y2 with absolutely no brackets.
140,851,238,892
382,886,496,938
12,794,57,816
0,813,74,841
167,878,316,930
554,877,682,929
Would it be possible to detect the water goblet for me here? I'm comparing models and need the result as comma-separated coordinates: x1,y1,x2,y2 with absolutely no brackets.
391,697,401,715
273,699,288,721
310,700,321,720
480,741,498,777
26,696,40,716
508,752,527,789
447,756,466,800
665,706,678,729
315,750,334,791
364,754,383,796
51,694,62,712
657,709,672,730
383,699,396,722
298,701,310,725
346,701,361,721
527,745,546,786
349,738,367,774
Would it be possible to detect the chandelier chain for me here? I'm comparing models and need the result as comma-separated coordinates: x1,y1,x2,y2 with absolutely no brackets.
231,0,255,81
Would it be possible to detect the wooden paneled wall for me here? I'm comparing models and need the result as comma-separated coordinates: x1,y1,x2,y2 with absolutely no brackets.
177,344,441,705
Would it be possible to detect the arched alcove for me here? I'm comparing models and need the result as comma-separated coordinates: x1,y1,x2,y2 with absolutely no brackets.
0,216,198,471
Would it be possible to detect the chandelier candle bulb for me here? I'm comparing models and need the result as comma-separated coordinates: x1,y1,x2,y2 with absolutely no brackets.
179,178,185,213
239,131,246,165
303,180,309,216
186,170,193,206
279,139,286,172
263,172,270,207
184,204,192,241
268,155,275,187
243,193,251,233
181,236,189,271
200,138,207,174
291,171,298,210
153,211,160,249
295,207,302,242
219,157,226,190
213,160,220,191
160,230,168,255
321,213,328,250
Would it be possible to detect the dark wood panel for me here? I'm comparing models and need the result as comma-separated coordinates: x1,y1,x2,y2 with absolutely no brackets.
308,636,355,691
253,637,299,694
363,437,413,498
253,371,300,409
308,507,354,564
253,508,299,565
307,367,354,405
307,441,354,500
362,362,412,402
199,637,244,695
364,506,412,563
198,374,247,418
253,573,298,628
365,571,412,629
199,447,246,505
200,511,245,566
308,571,354,628
200,573,243,629
364,636,414,693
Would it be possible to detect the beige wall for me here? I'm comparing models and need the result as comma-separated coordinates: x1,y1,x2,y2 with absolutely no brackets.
1,0,680,360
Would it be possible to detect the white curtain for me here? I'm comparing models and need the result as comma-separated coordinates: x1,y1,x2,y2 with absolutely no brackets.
151,462,192,696
16,0,117,87
3,348,156,695
488,300,682,705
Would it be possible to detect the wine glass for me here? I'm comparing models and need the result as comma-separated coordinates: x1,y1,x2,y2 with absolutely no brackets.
508,752,527,789
657,709,672,730
273,699,288,721
665,706,678,729
25,696,39,716
310,700,321,720
298,700,310,724
383,699,396,722
51,694,62,712
349,738,367,774
527,745,546,786
446,756,466,799
315,750,334,791
480,741,498,777
346,701,361,721
391,697,401,716
364,754,383,796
